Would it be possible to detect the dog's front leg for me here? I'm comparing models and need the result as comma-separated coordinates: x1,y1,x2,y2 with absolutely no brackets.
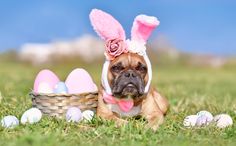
144,111,164,131
141,90,165,131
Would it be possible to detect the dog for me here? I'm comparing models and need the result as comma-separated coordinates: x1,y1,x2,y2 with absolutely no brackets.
90,9,169,131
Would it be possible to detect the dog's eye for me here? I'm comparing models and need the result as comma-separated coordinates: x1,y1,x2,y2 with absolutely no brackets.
135,63,147,73
111,65,124,73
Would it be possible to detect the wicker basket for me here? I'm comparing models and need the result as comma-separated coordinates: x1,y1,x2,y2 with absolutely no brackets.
30,92,98,118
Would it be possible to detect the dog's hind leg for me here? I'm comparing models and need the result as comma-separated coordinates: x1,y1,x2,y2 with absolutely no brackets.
151,88,169,115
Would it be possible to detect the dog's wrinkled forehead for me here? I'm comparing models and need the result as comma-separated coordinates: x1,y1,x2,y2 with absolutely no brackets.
110,53,146,67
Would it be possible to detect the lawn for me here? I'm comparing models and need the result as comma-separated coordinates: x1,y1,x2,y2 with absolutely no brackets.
0,59,235,146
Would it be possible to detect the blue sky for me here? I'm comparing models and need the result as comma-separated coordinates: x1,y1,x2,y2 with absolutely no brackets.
0,0,235,56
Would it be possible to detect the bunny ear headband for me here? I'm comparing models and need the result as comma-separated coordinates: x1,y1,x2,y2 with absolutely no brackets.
89,9,160,95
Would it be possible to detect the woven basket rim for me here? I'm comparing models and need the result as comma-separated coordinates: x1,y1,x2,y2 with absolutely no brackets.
30,91,98,98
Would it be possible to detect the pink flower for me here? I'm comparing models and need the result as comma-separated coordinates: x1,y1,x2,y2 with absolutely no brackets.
105,38,128,60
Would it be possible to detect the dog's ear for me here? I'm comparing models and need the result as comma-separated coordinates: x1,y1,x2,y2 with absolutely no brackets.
89,9,126,41
131,15,160,44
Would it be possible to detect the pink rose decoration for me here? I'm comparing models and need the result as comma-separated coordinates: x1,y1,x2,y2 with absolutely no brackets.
105,38,128,60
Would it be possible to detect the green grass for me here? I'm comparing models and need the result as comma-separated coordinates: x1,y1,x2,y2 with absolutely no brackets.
0,60,236,146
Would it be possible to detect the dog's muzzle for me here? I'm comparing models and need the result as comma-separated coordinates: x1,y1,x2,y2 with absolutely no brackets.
112,69,145,98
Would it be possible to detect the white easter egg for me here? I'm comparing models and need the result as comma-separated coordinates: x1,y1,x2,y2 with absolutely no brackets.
196,115,210,126
21,108,42,124
1,115,19,128
196,110,213,122
82,110,95,122
38,82,53,94
66,107,82,123
214,114,233,128
183,115,198,127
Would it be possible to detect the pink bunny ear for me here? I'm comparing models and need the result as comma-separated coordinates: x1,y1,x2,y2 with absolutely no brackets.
131,15,160,43
89,9,126,40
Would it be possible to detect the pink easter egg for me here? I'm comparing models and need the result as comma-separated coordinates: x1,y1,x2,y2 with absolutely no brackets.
65,68,97,94
34,69,60,93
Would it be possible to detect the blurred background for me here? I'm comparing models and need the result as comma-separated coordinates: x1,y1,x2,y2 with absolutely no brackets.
0,0,236,70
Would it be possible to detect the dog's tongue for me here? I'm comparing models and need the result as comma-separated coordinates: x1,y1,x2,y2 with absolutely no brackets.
118,99,134,112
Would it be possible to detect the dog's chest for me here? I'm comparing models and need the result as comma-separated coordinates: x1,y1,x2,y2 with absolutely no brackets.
107,104,141,117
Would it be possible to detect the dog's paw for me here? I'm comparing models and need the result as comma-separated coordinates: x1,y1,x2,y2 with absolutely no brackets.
144,123,159,132
145,114,164,132
115,119,128,127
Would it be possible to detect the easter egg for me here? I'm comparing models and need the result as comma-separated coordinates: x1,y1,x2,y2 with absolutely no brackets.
21,108,42,124
34,69,59,93
53,82,68,94
66,107,82,123
65,68,97,94
196,110,213,122
183,115,198,127
1,115,19,128
213,114,233,128
82,110,95,122
38,82,53,93
196,115,210,126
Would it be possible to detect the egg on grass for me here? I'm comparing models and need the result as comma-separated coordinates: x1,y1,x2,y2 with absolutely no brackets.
214,114,233,128
66,107,83,123
82,110,95,122
196,111,213,122
183,115,198,127
195,111,213,126
21,108,42,124
184,110,233,128
1,115,19,128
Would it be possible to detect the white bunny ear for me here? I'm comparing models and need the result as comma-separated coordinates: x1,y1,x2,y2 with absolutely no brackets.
89,9,126,40
131,15,160,43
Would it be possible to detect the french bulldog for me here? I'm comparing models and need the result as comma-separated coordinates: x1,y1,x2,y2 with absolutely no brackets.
90,9,169,131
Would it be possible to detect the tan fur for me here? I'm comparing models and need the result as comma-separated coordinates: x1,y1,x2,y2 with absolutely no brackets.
98,53,169,131
140,88,169,131
108,53,149,86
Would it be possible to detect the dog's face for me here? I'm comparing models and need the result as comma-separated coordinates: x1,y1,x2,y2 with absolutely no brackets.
108,53,148,99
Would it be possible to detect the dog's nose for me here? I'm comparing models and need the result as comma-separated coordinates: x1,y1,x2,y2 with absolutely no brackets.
124,70,137,78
